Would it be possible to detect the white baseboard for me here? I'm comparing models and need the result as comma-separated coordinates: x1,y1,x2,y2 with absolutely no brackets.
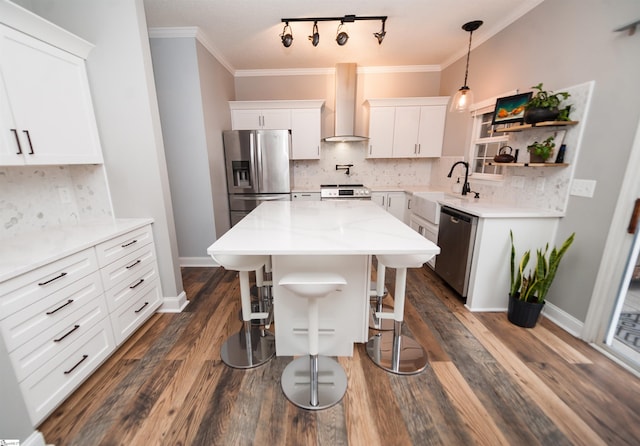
158,291,189,313
179,256,215,267
23,431,46,446
541,301,584,337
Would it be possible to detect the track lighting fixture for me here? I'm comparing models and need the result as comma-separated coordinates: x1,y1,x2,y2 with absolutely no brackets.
450,20,483,113
308,21,319,47
280,14,387,47
280,21,293,48
336,22,349,46
374,18,386,44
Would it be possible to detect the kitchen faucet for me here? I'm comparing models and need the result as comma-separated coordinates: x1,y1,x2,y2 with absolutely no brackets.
447,161,471,196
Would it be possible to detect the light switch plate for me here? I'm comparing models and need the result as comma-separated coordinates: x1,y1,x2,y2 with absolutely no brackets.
570,179,597,198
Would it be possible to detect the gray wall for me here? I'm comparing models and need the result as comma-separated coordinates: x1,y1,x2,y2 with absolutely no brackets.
440,0,640,321
20,0,185,300
149,36,235,262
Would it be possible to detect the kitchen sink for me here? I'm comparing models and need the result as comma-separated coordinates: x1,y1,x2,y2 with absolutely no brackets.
412,192,445,223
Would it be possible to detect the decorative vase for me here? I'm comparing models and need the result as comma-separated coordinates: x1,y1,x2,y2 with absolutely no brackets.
507,294,545,328
524,107,559,124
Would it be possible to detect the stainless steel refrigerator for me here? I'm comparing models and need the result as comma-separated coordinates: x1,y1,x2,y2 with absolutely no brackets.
223,129,292,226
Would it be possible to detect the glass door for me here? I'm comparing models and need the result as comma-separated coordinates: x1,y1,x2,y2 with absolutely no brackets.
606,200,640,365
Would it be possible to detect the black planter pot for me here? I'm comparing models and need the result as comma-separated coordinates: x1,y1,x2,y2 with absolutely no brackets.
507,294,545,328
524,107,559,124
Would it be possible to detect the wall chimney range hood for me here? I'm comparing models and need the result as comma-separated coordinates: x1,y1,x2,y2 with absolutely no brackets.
324,63,368,142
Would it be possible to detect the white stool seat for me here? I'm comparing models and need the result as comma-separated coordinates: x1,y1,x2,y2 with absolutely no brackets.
279,272,348,410
211,254,275,369
367,254,430,375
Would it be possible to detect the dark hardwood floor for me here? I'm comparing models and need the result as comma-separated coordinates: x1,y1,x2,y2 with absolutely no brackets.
39,265,640,445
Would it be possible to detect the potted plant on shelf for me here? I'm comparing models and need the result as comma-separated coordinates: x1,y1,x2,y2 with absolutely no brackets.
508,230,575,328
524,83,571,124
527,136,555,163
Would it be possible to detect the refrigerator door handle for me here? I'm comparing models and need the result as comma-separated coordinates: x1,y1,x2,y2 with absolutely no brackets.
255,131,264,191
250,132,259,193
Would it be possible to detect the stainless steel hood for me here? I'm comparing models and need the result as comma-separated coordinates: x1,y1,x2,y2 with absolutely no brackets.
324,63,368,142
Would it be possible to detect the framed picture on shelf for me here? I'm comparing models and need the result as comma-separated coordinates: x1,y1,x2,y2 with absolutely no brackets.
491,92,532,125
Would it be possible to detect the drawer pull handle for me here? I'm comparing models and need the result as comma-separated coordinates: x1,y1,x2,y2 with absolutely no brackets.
22,130,35,154
46,299,74,315
121,239,138,248
64,354,88,375
54,324,80,342
10,129,23,154
135,301,149,313
130,278,145,289
38,272,68,286
126,259,141,269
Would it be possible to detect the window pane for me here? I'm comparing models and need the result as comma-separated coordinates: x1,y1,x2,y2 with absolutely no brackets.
476,144,486,157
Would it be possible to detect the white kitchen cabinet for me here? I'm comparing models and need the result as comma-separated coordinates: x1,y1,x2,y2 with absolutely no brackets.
0,220,160,425
372,191,408,223
231,108,291,130
0,23,103,166
366,106,395,158
410,214,438,269
291,108,321,160
365,97,449,159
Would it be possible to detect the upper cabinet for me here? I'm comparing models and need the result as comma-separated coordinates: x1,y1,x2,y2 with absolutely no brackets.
0,23,103,166
365,97,449,159
229,100,324,160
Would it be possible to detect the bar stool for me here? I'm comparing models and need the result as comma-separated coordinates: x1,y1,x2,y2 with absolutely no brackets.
279,272,348,410
369,262,393,331
366,254,432,375
211,254,275,369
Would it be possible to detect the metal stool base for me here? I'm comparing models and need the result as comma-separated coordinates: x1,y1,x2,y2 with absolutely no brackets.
281,356,347,410
369,307,395,331
220,327,275,369
366,331,427,375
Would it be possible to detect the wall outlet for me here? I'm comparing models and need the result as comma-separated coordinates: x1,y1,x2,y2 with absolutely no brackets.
58,187,72,204
536,177,545,192
570,179,597,198
512,175,525,189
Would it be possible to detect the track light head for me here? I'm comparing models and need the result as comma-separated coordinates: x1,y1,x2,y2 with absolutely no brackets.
336,23,349,46
374,18,386,44
308,22,319,47
281,22,293,48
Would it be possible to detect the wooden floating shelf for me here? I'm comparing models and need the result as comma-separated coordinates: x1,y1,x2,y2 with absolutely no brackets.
496,121,579,133
485,162,569,167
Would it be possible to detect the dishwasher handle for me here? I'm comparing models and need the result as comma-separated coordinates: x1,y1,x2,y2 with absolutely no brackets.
440,206,475,224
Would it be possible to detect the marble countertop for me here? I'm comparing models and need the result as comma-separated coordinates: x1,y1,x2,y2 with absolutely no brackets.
207,201,440,257
0,218,154,282
438,195,564,218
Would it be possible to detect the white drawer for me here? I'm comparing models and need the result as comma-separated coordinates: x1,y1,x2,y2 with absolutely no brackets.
1,271,103,353
9,294,108,382
103,262,159,313
20,317,115,425
0,248,98,319
99,244,156,292
95,225,153,268
111,279,161,345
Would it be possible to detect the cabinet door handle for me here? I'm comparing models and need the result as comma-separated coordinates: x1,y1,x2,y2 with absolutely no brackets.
10,129,23,154
46,299,74,315
414,144,417,154
121,239,138,248
388,197,392,207
417,144,421,154
134,301,149,313
126,259,141,269
39,272,68,286
369,145,373,155
64,354,88,375
54,324,80,342
130,278,145,289
22,130,35,154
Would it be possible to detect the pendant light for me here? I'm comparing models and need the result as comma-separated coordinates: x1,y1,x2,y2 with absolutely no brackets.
450,20,483,113
280,21,293,48
308,21,319,47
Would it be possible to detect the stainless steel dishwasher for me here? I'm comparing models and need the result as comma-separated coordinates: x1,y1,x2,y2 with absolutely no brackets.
435,206,478,297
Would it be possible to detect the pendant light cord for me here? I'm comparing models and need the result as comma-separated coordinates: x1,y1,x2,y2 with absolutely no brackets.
463,29,473,87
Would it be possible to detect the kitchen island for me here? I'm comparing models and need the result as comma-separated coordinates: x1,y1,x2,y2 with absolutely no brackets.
207,200,439,356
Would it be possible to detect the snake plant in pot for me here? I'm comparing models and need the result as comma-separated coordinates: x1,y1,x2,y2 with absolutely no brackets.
508,230,575,327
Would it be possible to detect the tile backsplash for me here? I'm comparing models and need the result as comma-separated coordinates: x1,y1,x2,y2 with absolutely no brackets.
0,164,113,238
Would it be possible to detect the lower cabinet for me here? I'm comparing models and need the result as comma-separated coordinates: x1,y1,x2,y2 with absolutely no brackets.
291,191,320,201
410,214,438,269
372,191,409,223
0,222,161,425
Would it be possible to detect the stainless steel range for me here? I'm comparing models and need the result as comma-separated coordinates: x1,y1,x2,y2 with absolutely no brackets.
320,184,372,200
